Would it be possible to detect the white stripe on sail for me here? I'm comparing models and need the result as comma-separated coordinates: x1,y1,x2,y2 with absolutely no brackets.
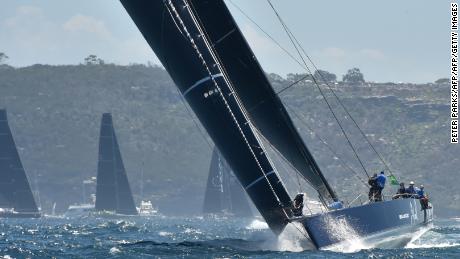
183,73,223,96
245,171,275,190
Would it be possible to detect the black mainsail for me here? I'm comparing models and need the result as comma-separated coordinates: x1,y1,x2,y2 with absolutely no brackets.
0,109,39,216
95,113,138,215
186,1,337,203
121,0,292,233
203,147,253,217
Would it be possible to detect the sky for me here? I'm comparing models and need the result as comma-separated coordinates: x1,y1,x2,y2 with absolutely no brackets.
0,0,450,83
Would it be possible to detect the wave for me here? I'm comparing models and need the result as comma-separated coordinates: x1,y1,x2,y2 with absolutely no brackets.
406,224,460,250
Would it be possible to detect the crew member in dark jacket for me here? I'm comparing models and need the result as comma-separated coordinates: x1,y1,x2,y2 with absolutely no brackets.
368,173,378,201
292,193,304,217
393,182,408,199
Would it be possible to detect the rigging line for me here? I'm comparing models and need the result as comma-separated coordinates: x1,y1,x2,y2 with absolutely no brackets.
226,0,308,72
260,0,393,177
174,87,213,150
281,20,395,178
291,221,311,240
186,1,294,214
267,137,303,193
259,141,319,215
230,0,390,177
226,0,316,102
180,0,288,212
252,126,317,191
257,127,330,214
285,105,369,188
276,74,311,95
197,1,337,204
267,0,370,179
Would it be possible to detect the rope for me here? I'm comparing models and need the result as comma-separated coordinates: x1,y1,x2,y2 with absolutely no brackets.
281,20,394,177
170,0,288,214
276,74,311,95
226,0,309,72
266,0,370,179
185,0,300,217
291,221,311,240
253,127,316,190
285,105,369,188
230,0,394,178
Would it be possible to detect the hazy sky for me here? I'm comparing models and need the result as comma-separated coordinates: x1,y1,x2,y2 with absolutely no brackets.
0,0,449,83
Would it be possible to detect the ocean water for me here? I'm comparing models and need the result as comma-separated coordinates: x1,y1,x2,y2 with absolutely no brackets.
0,215,458,258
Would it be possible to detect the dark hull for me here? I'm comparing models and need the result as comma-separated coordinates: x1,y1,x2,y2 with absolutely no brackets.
300,199,433,249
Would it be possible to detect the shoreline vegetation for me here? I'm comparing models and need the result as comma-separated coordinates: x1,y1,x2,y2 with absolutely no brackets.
0,61,457,217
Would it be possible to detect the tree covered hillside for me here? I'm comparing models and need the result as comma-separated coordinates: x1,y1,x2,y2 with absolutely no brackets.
0,63,458,216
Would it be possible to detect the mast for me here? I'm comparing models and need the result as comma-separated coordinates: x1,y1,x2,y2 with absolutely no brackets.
0,109,39,214
186,0,337,203
95,113,137,215
140,159,144,201
120,0,292,234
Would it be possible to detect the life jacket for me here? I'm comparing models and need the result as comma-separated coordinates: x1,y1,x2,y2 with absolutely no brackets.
406,186,416,194
417,189,425,198
376,174,386,188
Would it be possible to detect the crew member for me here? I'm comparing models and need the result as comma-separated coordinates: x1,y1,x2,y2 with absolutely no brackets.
368,173,378,201
417,185,430,210
328,200,344,210
393,182,407,199
406,181,417,197
375,171,386,201
292,193,304,217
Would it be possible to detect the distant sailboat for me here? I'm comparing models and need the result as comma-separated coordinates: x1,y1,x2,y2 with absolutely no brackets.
0,109,40,218
203,148,253,217
95,113,138,215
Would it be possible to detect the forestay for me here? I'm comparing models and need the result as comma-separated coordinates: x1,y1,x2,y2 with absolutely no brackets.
187,0,337,203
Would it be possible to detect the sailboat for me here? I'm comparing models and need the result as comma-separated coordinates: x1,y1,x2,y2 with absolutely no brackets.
95,113,138,216
120,0,433,249
0,109,40,218
203,147,253,217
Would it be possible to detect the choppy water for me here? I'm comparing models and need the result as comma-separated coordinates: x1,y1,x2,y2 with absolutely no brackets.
0,215,458,258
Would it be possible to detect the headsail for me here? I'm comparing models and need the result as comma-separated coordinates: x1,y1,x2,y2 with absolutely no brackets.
95,113,138,215
203,147,253,217
202,148,223,214
0,109,39,215
121,0,292,233
186,0,337,203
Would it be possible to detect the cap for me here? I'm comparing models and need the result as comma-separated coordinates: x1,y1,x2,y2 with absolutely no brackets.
410,181,415,185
